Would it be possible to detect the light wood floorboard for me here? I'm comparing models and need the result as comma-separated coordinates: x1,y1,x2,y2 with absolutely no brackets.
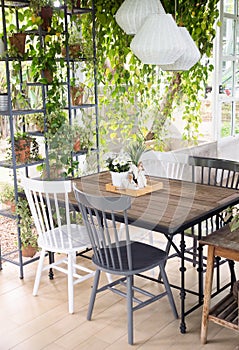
0,231,239,349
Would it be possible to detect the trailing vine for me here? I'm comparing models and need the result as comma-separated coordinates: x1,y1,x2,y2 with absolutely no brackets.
82,0,220,150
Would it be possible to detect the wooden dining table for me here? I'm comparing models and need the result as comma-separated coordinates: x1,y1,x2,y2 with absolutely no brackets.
69,171,239,333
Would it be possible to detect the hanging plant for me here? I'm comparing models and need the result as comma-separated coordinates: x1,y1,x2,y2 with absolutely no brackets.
81,0,220,150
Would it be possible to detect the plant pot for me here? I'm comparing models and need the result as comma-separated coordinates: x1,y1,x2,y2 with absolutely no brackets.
14,138,31,163
0,93,9,111
61,44,81,58
40,6,53,31
21,245,37,258
9,33,26,56
110,171,129,188
73,138,81,152
71,85,84,105
43,69,53,84
71,0,81,8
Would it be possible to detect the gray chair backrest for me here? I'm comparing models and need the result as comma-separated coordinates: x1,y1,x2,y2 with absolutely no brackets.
188,156,239,189
73,185,133,272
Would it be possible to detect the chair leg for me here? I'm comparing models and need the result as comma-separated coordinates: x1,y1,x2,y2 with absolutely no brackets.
159,263,178,319
192,237,197,267
87,269,101,321
68,253,74,314
127,275,133,345
33,249,46,296
201,246,214,344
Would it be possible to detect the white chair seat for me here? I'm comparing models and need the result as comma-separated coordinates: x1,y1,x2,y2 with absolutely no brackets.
38,224,91,253
20,176,95,314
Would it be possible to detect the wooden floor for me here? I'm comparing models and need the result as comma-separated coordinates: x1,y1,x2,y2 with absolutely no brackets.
0,232,239,350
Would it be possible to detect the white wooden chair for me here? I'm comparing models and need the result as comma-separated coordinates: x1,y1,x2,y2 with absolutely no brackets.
20,176,95,314
141,150,189,180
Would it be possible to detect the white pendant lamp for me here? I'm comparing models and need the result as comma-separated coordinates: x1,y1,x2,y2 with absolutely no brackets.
115,0,165,35
130,13,186,65
159,27,201,71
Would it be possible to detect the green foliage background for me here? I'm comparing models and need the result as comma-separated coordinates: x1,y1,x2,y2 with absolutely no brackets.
82,0,220,150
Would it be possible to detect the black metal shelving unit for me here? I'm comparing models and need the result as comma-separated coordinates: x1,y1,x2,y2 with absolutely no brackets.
0,0,99,278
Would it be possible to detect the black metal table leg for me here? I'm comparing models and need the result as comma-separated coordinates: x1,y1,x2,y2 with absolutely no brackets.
180,230,187,333
197,223,204,304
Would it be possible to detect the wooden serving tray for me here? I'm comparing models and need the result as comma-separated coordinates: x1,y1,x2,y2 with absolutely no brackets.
105,180,163,197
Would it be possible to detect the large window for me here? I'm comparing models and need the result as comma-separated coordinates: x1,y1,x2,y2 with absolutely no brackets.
219,0,239,137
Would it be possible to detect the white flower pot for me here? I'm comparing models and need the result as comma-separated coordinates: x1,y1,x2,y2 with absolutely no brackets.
110,171,128,188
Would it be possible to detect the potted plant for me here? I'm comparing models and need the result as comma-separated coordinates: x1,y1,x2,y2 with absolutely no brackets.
7,24,29,57
62,26,82,58
70,83,85,105
0,183,16,213
30,38,62,84
7,132,39,163
106,153,131,188
126,138,148,166
16,198,38,258
30,0,54,31
67,0,81,9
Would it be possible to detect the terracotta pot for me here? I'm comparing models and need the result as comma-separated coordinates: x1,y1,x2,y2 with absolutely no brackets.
40,6,53,31
3,200,16,213
9,33,26,56
22,245,37,258
71,0,81,8
43,69,53,83
73,139,81,152
61,44,81,58
14,139,31,163
71,85,84,105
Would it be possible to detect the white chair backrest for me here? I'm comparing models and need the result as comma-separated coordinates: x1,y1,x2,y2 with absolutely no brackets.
141,151,189,180
20,177,74,250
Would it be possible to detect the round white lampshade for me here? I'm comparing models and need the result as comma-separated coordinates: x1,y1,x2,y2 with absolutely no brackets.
115,0,165,35
130,14,186,65
159,27,201,71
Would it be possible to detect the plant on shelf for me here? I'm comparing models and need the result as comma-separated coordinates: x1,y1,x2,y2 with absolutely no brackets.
0,183,16,213
67,0,82,10
42,121,92,179
30,0,54,31
7,132,39,163
16,197,38,258
62,25,83,58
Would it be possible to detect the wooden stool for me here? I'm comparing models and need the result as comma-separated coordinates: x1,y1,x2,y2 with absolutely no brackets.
200,225,239,344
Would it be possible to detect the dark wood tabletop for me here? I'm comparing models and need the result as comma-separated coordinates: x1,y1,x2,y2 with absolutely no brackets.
71,171,239,235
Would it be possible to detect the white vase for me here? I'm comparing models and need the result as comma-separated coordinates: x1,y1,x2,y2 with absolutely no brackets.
110,171,128,188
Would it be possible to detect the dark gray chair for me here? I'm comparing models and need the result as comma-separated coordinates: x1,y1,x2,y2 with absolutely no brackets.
73,185,178,345
165,156,239,267
185,156,239,265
